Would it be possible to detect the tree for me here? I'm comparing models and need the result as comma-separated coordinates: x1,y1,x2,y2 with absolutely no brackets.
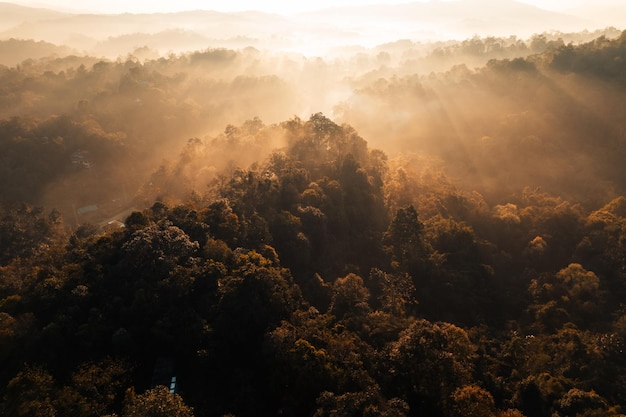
67,358,131,416
385,319,476,415
3,366,57,417
122,386,194,417
313,388,409,417
121,220,199,279
202,199,241,247
528,263,602,330
0,204,65,266
329,273,371,322
269,210,311,275
211,249,303,359
367,268,416,317
450,385,497,417
264,308,375,416
383,205,427,274
424,216,496,324
558,388,608,416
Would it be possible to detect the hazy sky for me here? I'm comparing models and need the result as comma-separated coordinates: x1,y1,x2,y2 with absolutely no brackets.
10,0,596,15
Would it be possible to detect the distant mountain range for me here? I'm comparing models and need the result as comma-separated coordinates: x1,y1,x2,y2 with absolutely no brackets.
0,0,623,58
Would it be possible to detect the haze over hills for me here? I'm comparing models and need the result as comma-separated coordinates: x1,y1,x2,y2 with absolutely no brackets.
297,0,591,42
0,0,621,57
3,0,626,416
0,1,66,30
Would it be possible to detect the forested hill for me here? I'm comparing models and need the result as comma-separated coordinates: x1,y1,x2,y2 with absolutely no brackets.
2,31,626,416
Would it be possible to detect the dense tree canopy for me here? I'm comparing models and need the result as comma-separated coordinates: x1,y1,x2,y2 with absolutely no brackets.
2,30,626,417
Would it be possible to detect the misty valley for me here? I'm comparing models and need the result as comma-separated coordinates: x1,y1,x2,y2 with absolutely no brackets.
2,2,626,417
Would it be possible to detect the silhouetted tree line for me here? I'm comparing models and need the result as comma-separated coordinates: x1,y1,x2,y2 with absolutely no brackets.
337,30,626,207
549,30,626,84
2,30,626,219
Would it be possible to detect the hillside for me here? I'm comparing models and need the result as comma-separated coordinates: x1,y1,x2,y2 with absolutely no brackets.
0,1,612,56
1,8,626,416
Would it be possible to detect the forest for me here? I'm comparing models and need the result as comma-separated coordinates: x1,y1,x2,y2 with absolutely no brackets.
2,23,626,417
